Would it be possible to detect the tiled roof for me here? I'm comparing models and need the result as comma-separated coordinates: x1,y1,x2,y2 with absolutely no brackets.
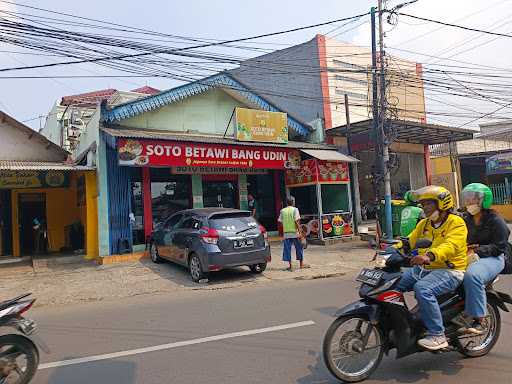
131,86,160,95
0,160,94,171
102,127,331,150
61,88,117,106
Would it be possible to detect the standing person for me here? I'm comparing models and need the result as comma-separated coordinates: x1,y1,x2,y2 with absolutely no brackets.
453,183,510,335
278,196,304,271
247,193,257,219
32,217,47,254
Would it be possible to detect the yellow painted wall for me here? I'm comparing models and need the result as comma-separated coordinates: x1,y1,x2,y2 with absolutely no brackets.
491,205,512,222
10,172,98,257
432,156,453,175
85,172,98,259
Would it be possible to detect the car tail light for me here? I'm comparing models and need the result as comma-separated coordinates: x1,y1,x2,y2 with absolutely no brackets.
259,224,269,246
200,227,219,244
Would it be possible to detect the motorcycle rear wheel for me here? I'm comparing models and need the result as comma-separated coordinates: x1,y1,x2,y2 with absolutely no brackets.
323,315,384,383
0,334,39,384
455,302,501,358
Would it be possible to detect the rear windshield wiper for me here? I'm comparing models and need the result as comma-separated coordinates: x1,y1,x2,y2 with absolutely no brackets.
236,226,256,235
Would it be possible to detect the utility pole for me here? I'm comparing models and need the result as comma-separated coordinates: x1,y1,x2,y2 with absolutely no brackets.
378,0,393,239
344,94,360,234
370,7,381,240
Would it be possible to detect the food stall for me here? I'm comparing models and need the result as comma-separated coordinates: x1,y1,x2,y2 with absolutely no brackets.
286,153,357,243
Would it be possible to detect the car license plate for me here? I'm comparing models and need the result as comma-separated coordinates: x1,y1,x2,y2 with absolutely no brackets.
355,268,384,286
234,239,254,249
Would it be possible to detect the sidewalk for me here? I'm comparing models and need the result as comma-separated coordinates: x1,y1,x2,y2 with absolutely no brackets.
0,240,375,308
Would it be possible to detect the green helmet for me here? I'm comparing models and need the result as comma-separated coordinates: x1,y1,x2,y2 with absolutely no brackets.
462,183,493,209
404,190,415,205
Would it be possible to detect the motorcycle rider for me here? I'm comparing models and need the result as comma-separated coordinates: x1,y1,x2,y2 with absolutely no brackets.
453,183,510,334
396,185,468,351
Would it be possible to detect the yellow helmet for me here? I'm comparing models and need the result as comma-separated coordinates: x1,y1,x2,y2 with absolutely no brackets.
409,185,454,211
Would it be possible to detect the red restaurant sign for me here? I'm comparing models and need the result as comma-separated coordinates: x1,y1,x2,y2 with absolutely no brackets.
117,138,300,169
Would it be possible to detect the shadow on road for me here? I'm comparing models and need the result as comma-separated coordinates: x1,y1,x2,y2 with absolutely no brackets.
140,258,266,288
296,350,338,384
296,349,465,384
44,359,137,384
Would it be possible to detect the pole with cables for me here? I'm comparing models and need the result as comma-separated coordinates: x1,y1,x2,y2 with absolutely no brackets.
378,0,393,239
370,7,383,242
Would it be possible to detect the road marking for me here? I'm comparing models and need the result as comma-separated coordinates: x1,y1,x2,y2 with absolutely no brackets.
39,320,316,370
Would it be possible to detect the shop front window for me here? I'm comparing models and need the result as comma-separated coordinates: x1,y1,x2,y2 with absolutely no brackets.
289,185,318,215
321,184,349,213
129,168,144,246
150,169,191,227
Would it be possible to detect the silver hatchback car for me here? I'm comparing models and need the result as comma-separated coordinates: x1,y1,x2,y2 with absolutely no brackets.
149,208,271,282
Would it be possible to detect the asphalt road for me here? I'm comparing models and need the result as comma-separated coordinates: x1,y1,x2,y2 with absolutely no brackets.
27,275,512,384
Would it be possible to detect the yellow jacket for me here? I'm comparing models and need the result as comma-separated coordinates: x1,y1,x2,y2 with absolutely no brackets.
408,214,468,271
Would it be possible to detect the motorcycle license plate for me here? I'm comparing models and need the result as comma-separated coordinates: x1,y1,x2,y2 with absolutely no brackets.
356,268,384,286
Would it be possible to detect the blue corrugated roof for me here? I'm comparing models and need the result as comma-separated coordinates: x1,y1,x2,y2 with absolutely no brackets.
102,73,311,137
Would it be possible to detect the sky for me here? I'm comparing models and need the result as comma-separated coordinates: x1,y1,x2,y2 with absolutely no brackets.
0,0,511,131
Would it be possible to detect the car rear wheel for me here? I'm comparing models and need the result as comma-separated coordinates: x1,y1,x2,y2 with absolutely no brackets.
149,242,163,264
249,263,267,273
189,254,206,282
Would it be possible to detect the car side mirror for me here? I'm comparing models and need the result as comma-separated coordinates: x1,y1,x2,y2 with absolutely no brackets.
415,238,432,249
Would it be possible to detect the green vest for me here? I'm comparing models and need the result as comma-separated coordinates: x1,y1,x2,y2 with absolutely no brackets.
282,206,298,233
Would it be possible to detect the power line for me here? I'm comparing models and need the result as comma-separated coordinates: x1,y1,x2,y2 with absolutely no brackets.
393,0,511,46
396,11,512,38
459,100,512,128
0,11,370,72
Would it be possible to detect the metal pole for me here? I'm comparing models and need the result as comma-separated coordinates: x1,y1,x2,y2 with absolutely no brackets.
378,0,393,239
344,94,359,234
370,7,382,241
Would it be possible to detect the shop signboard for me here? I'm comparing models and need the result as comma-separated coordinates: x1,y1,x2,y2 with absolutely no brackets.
171,166,267,175
486,152,512,175
235,107,288,144
0,171,69,189
118,139,300,170
321,212,354,238
286,160,349,186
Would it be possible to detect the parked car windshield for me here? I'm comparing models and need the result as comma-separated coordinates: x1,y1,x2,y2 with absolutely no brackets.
209,213,258,232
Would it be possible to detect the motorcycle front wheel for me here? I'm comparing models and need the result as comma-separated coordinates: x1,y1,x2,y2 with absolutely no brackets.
455,302,501,358
0,334,39,384
323,315,384,383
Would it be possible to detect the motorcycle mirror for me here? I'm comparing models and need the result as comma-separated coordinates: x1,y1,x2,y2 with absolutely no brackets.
415,238,432,249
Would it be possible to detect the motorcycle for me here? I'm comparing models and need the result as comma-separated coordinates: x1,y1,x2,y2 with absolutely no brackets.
0,293,49,384
323,238,512,383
